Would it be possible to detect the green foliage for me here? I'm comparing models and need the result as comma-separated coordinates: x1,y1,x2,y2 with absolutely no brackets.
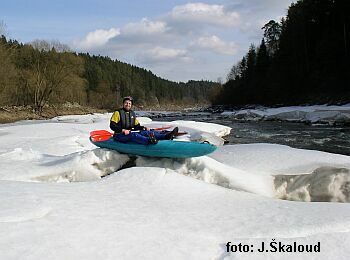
79,53,216,109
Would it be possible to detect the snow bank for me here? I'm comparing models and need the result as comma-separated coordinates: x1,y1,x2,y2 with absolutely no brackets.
167,120,231,146
222,104,350,125
0,148,129,182
210,144,350,175
210,144,350,202
275,166,350,202
50,113,110,124
136,155,274,197
138,119,231,146
1,113,350,202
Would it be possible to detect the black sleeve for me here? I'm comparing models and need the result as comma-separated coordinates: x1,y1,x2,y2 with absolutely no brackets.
133,123,146,131
110,121,123,133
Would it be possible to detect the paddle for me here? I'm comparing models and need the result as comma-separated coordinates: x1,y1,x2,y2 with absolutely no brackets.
90,125,172,136
175,131,188,136
90,126,177,142
90,126,188,142
90,130,148,141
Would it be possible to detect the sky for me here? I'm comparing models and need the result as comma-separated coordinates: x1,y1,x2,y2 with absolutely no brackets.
0,0,295,82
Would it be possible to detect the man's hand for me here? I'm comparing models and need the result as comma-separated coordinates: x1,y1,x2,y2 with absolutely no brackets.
123,129,130,135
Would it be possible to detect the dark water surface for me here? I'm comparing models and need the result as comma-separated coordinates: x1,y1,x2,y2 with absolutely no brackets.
154,113,350,156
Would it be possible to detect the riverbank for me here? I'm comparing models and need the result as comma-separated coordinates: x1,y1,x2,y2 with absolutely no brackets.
4,103,350,127
0,103,209,124
0,104,107,124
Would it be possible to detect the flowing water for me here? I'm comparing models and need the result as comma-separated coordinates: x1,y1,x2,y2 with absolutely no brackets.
154,113,350,156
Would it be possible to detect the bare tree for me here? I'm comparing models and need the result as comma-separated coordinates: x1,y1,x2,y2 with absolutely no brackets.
18,49,84,114
30,39,71,52
226,64,240,82
0,44,17,105
0,20,7,36
262,20,282,55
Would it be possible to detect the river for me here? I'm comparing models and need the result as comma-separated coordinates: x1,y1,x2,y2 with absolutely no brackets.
153,113,350,156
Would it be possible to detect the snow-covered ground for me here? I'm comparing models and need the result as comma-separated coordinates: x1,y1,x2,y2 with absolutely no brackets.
221,104,350,125
1,113,350,259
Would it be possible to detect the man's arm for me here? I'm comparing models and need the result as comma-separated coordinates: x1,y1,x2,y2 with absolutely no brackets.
110,111,123,133
133,118,146,131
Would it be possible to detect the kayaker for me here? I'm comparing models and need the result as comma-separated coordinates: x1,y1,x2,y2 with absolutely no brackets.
110,96,178,145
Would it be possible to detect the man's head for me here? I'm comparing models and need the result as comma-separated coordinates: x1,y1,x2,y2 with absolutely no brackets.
122,96,133,111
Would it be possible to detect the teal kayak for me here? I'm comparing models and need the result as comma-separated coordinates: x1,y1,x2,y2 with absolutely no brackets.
90,137,216,158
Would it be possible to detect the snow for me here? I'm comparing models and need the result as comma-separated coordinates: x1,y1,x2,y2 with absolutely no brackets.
209,144,350,175
221,104,350,125
1,113,350,259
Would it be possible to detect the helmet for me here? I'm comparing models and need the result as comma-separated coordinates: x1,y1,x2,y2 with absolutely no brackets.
123,96,133,104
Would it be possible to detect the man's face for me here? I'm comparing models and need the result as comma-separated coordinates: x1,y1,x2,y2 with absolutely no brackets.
123,100,132,111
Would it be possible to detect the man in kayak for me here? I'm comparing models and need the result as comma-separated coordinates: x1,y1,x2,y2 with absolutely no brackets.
110,96,178,145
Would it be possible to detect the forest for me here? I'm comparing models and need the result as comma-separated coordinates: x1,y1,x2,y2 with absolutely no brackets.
215,0,350,106
0,36,218,114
